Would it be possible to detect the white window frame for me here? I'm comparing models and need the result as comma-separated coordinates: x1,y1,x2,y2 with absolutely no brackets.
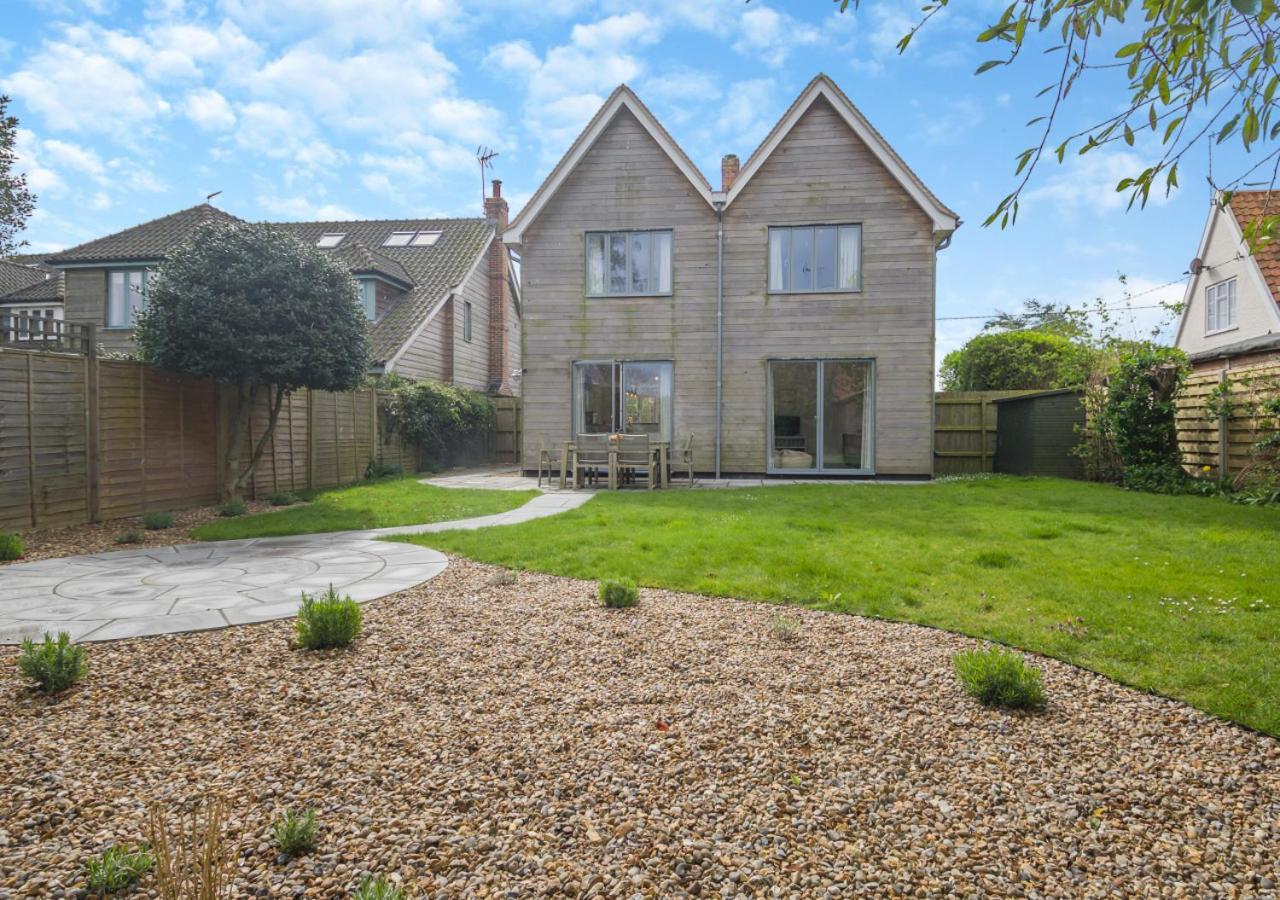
768,224,862,294
383,230,441,248
584,229,673,298
316,233,346,248
106,269,149,329
1205,278,1238,335
463,300,473,342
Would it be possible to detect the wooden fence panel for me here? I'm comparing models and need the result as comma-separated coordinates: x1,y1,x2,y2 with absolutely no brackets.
1176,362,1280,479
0,348,423,531
493,396,521,464
933,391,1034,475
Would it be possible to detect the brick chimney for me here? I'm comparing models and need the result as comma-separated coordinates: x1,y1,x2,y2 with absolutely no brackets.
721,154,740,192
484,179,511,394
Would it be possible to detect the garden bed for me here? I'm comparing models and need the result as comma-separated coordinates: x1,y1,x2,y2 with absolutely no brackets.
1,560,1276,896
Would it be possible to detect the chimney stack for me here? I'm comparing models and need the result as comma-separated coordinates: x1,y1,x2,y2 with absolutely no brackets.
484,179,508,231
721,154,740,192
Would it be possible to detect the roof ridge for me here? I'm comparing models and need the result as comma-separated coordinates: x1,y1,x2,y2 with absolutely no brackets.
266,216,487,228
48,204,242,263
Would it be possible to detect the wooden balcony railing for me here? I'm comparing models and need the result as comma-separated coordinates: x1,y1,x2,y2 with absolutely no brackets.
0,314,95,356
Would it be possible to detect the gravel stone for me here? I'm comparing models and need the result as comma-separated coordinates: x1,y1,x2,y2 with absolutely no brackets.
1,559,1277,897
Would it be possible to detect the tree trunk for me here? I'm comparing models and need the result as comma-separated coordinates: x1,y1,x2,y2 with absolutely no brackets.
232,384,287,500
221,380,251,501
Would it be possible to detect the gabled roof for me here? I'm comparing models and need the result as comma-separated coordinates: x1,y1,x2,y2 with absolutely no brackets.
324,239,414,288
1173,191,1280,346
275,218,493,363
47,204,242,265
727,74,959,232
504,84,714,243
504,73,958,242
1,271,63,304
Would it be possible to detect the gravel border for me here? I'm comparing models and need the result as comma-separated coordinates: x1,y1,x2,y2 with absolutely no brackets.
1,501,283,565
1,560,1277,897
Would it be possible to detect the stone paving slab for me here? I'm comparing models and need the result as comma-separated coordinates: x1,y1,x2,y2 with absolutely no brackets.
0,476,593,644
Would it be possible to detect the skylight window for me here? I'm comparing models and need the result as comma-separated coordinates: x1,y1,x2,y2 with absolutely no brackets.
383,230,441,248
316,233,346,248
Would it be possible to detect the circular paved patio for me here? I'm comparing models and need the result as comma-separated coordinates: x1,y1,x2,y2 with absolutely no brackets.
0,537,447,644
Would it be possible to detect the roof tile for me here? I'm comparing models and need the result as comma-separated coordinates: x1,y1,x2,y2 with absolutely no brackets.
1226,190,1280,307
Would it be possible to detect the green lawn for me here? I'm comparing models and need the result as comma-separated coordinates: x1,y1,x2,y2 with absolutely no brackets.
401,477,1280,736
191,477,536,541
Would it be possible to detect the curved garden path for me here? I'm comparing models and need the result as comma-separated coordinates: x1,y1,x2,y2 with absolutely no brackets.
0,481,592,644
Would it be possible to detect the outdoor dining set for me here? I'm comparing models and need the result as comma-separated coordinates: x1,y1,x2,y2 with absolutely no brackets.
538,433,695,490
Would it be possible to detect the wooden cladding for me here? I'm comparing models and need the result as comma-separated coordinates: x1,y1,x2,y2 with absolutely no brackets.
0,348,415,531
1176,361,1280,479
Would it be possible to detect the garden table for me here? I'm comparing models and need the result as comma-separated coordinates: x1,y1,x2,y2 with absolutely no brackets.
558,438,669,489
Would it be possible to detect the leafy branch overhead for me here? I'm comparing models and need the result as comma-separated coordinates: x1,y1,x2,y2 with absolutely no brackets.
0,95,37,256
837,0,1280,240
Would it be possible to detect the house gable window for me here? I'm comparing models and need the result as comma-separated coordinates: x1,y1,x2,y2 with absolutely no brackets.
106,269,148,328
768,224,861,293
358,279,378,321
1205,278,1237,334
585,230,672,297
463,300,473,342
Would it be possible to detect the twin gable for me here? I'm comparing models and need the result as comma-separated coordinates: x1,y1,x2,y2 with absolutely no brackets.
504,74,958,244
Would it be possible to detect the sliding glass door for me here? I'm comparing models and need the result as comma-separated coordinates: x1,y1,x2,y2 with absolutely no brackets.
572,361,673,441
768,359,873,474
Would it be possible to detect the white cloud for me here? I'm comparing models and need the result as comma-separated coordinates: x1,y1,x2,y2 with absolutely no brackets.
1024,150,1177,217
733,4,822,68
12,130,63,195
183,88,236,131
41,139,107,178
218,0,459,44
2,41,169,134
488,13,662,164
257,194,361,221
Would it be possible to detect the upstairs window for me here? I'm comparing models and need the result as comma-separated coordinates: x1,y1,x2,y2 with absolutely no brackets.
316,233,346,248
358,279,378,321
586,230,672,297
106,269,148,328
383,230,441,248
768,224,861,293
463,301,473,342
1206,278,1237,334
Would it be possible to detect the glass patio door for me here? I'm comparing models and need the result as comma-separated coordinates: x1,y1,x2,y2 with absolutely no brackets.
768,359,873,474
573,361,673,441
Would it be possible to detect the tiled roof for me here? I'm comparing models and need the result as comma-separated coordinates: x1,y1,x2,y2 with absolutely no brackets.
40,204,492,365
275,219,492,363
47,204,243,265
324,239,414,288
1,270,63,303
1225,191,1280,306
0,259,47,298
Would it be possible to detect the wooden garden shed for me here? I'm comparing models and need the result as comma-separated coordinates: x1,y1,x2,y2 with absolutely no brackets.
992,388,1085,479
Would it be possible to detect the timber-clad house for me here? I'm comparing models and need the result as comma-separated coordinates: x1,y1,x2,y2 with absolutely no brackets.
36,192,521,394
506,73,959,477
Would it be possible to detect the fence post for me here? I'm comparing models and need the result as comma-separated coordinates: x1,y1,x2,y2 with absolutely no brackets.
86,330,101,522
1218,369,1229,478
979,398,989,473
25,353,37,529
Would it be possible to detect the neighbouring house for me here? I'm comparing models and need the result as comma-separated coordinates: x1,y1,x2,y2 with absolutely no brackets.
507,73,958,477
1175,191,1280,373
40,189,520,393
0,255,64,343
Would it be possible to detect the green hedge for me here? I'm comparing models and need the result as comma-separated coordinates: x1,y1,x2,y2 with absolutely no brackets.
382,379,494,468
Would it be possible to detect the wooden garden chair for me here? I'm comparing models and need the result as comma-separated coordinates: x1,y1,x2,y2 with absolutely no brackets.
536,440,567,489
616,433,658,489
573,433,614,490
676,433,695,486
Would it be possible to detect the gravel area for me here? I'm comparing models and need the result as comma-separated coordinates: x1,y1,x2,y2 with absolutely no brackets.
1,559,1277,898
1,501,281,564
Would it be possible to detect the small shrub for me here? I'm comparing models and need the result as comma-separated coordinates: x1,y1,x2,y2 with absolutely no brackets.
114,529,145,544
18,631,88,694
363,459,403,480
353,876,405,900
271,809,318,856
598,578,639,609
147,796,231,900
268,491,298,507
216,500,247,517
768,612,800,644
85,845,154,894
973,549,1016,569
486,569,518,587
295,586,363,649
0,531,23,561
953,647,1046,711
142,510,175,530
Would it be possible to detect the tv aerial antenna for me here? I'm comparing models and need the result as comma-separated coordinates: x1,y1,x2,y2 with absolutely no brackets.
477,146,499,204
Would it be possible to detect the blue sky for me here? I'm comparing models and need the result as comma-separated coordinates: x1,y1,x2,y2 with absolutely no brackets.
0,0,1250,358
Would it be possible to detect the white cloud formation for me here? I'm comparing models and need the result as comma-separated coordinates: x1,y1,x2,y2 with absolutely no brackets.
1024,150,1177,217
733,4,822,68
183,88,237,131
256,194,361,221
